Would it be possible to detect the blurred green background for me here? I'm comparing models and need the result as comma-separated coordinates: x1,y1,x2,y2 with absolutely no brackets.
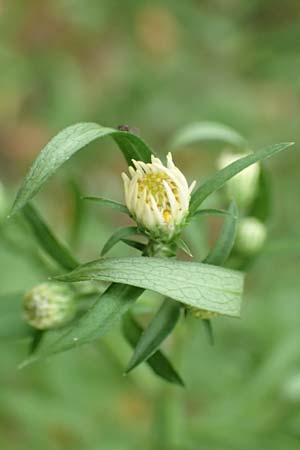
0,1,300,449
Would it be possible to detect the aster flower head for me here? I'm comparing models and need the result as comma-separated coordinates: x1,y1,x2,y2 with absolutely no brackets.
122,153,195,241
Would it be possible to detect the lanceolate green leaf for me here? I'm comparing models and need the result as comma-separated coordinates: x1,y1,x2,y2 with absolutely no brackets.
11,122,154,215
101,227,140,256
126,298,181,373
23,203,79,271
122,312,184,386
203,202,238,266
170,121,248,150
121,238,146,252
83,196,129,215
193,208,236,219
189,142,294,214
57,257,244,318
21,284,144,366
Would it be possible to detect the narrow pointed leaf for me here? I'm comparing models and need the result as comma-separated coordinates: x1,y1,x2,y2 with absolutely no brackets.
193,208,235,218
57,256,244,318
122,312,184,386
20,284,144,366
68,179,85,247
126,298,181,373
11,122,154,215
83,196,129,215
23,203,79,270
101,227,140,256
189,142,294,214
121,238,146,252
203,201,238,266
170,121,248,150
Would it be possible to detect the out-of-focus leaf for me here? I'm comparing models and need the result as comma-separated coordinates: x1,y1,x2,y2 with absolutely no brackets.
11,122,154,215
202,319,215,346
189,142,294,214
20,284,144,366
83,196,129,215
248,166,272,222
122,312,184,386
170,121,248,150
193,208,236,219
204,202,238,266
0,293,32,340
126,298,181,373
57,256,244,318
101,227,140,256
22,203,78,271
177,239,193,257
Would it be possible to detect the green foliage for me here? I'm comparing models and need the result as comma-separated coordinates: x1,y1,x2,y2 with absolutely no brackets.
122,312,184,386
189,142,294,214
11,123,154,215
170,121,248,150
126,299,181,373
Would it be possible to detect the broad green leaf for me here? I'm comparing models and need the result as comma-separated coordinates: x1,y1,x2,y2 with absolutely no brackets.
83,196,129,215
122,312,184,386
193,208,236,219
20,283,144,366
121,238,146,252
189,142,294,214
126,298,181,373
0,293,32,340
11,122,154,215
170,121,248,150
57,256,244,318
204,202,238,266
101,226,140,256
22,203,79,271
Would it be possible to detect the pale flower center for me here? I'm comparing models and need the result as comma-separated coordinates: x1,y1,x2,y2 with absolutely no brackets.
137,172,179,223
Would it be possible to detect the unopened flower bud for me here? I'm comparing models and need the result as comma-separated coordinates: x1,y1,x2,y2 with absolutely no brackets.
122,153,195,241
235,217,267,255
217,151,260,210
188,306,218,319
23,283,76,330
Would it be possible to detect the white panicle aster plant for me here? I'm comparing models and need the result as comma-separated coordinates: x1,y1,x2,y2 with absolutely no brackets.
3,121,294,384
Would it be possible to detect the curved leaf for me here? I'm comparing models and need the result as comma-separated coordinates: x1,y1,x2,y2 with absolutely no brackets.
125,298,181,373
23,203,79,270
170,121,248,150
122,312,184,386
189,142,294,214
101,226,140,256
83,196,129,215
11,122,154,215
57,256,244,318
203,202,238,266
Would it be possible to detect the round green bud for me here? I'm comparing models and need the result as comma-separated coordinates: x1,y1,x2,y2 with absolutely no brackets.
217,151,260,210
23,283,76,330
235,217,267,255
